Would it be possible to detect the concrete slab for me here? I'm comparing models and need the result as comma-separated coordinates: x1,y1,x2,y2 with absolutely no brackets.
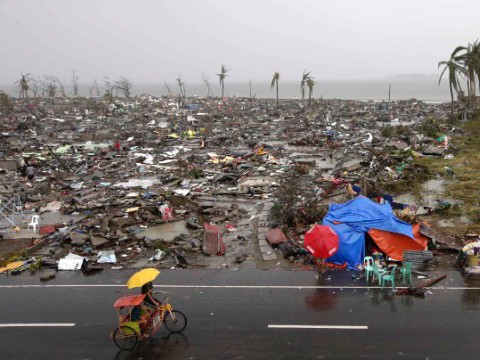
91,235,110,248
258,239,269,247
257,230,267,238
259,245,273,254
262,252,278,261
131,258,151,269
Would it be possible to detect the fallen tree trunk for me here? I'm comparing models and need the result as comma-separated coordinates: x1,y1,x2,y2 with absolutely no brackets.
396,274,447,296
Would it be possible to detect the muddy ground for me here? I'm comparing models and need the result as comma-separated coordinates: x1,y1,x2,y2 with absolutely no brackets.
0,95,477,275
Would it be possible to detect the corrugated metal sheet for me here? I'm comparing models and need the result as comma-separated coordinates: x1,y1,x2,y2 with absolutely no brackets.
402,250,433,270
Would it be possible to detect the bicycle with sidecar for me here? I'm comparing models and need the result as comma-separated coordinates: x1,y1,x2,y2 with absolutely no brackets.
111,293,187,350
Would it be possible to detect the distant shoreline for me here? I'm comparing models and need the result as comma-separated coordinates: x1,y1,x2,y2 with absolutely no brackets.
0,78,454,102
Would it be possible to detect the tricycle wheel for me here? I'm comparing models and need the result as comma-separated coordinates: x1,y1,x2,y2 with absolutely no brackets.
113,326,139,350
164,310,187,333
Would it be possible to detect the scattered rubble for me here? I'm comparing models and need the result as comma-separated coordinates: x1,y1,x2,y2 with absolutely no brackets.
0,94,474,278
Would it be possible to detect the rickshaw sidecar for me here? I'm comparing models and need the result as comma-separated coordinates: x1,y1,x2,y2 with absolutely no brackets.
111,294,146,350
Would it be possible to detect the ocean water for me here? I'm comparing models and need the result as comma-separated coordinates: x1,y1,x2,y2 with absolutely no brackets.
140,79,452,102
1,78,453,102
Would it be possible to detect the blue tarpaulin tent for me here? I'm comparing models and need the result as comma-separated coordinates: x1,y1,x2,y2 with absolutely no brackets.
325,223,365,269
322,196,414,269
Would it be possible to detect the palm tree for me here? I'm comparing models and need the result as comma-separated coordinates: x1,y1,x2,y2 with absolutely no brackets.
217,64,229,99
306,79,315,107
176,75,185,103
464,40,480,95
247,79,253,99
300,70,312,100
453,45,475,103
114,77,133,102
15,73,31,100
201,73,213,99
472,40,480,94
44,81,57,105
271,72,280,108
71,69,80,97
164,81,173,97
452,41,480,108
438,54,465,119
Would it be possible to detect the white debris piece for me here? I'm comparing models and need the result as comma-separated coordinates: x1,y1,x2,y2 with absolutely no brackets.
58,253,86,271
97,250,117,264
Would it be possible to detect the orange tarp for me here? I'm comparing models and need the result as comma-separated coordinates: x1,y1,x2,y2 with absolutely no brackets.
368,224,428,261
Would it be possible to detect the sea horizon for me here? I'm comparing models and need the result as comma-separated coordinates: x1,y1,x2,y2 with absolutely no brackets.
1,78,454,102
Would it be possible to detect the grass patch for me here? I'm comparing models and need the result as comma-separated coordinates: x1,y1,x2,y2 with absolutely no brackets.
0,249,28,268
415,115,480,223
380,157,434,203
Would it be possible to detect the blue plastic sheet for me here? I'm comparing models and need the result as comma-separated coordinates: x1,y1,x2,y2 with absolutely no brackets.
324,222,365,269
323,196,414,269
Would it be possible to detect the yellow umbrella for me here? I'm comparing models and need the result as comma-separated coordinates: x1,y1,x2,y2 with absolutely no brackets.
126,268,160,289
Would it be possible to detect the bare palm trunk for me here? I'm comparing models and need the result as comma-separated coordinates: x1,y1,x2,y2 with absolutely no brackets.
388,84,391,110
470,77,477,100
449,83,454,119
308,89,312,107
467,78,471,109
221,83,224,99
276,82,279,108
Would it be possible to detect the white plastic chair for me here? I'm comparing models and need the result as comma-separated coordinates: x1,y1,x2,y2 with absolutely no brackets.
28,215,40,233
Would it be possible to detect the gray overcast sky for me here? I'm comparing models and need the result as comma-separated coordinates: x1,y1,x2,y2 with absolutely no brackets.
0,0,479,84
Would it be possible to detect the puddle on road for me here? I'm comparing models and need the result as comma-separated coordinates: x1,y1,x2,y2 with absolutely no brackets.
139,220,192,241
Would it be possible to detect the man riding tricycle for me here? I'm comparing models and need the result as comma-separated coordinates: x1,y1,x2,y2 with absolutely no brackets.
111,268,187,350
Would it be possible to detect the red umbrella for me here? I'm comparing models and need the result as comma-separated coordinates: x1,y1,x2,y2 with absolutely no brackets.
304,224,339,259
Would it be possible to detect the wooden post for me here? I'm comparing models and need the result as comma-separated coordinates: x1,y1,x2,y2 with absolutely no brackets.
46,145,70,172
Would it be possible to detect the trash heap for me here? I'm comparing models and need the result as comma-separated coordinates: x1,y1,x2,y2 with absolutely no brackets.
0,95,466,275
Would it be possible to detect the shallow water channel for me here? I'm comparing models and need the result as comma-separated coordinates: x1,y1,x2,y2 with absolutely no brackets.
139,220,192,242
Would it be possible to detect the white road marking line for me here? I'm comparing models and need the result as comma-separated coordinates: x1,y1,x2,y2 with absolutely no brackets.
0,284,477,290
269,325,368,330
0,323,75,327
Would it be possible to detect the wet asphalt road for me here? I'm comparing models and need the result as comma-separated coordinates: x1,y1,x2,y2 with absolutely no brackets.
0,269,479,359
